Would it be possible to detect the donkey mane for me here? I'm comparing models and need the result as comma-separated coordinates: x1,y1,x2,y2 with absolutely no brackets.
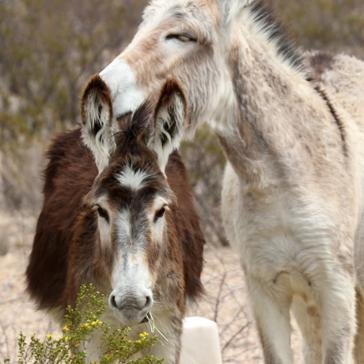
247,0,304,72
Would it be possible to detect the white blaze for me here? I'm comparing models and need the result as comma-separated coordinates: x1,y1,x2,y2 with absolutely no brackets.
111,251,151,293
116,209,132,242
116,166,150,190
112,209,152,297
100,58,145,117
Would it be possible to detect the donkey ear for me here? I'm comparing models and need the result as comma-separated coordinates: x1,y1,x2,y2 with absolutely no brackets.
219,0,255,25
81,75,116,172
150,81,186,171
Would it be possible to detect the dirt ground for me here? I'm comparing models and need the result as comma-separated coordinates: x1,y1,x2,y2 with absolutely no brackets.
0,213,302,363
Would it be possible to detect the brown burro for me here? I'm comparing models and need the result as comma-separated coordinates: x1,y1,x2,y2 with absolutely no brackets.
26,76,205,363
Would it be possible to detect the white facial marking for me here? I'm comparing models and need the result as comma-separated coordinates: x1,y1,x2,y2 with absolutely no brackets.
110,249,153,325
116,166,150,190
117,209,131,242
100,58,145,116
112,252,151,289
113,209,151,292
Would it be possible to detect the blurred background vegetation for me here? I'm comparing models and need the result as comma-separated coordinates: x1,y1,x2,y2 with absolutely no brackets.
0,0,363,247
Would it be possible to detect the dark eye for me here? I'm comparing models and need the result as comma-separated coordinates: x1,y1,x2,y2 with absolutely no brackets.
154,206,167,223
97,206,110,223
166,33,197,43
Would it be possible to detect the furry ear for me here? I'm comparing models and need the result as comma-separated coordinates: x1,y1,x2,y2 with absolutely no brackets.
81,75,116,172
219,0,255,25
150,80,186,171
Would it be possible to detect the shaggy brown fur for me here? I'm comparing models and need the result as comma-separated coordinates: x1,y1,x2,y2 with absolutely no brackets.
26,129,204,311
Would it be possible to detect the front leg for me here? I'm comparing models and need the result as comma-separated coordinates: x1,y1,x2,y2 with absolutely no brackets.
291,297,322,364
318,267,356,364
355,291,364,364
247,276,293,364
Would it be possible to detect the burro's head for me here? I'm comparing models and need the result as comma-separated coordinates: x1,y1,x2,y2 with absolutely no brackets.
79,76,186,325
99,0,255,132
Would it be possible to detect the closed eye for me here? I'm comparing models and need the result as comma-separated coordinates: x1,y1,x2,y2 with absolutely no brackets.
166,33,197,43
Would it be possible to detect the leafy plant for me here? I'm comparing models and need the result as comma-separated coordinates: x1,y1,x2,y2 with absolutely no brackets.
4,284,163,364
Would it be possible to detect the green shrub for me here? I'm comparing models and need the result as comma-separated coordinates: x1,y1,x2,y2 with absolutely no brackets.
4,284,163,364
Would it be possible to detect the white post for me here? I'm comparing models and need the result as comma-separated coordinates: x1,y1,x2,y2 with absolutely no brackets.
180,317,222,364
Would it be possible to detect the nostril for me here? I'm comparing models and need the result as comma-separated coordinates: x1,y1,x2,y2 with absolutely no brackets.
110,294,118,309
145,295,152,308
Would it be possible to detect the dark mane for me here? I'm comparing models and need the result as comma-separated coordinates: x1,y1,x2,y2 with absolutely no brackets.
114,101,153,154
249,0,303,71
